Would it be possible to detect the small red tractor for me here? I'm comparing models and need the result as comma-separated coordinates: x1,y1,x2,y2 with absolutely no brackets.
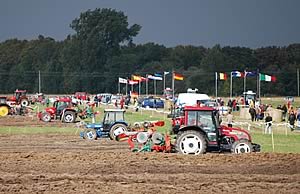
171,106,260,154
38,97,78,123
7,89,30,106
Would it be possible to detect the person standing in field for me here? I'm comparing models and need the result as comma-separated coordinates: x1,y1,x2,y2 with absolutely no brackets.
249,106,256,122
288,110,296,131
265,113,273,134
227,110,233,127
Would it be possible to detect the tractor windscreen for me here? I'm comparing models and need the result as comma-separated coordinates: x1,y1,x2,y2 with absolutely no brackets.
187,111,216,132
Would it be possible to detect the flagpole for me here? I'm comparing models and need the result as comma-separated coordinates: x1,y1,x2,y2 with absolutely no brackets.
146,76,148,96
138,81,141,96
154,79,156,96
118,82,120,94
215,72,218,98
163,73,166,95
172,70,175,99
297,68,299,96
256,69,259,99
259,73,261,99
244,70,246,99
230,72,232,99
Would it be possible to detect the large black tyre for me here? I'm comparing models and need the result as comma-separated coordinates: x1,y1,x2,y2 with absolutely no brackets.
84,129,97,140
0,105,9,117
109,123,127,140
231,139,253,154
175,130,207,155
41,112,51,122
63,111,76,123
20,98,29,107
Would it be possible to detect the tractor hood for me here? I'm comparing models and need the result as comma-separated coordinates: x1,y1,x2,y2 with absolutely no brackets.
45,107,56,114
220,125,252,142
86,123,103,129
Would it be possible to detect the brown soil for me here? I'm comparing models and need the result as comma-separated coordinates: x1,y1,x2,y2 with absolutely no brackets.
0,116,300,193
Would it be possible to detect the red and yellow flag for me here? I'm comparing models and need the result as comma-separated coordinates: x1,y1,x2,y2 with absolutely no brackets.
174,73,184,81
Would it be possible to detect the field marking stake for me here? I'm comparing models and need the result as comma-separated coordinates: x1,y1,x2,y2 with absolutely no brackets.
271,131,275,152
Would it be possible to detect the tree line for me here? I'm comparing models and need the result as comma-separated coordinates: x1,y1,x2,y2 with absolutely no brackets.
0,8,299,97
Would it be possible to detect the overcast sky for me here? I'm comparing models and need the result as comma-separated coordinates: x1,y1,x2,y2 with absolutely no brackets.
0,0,299,48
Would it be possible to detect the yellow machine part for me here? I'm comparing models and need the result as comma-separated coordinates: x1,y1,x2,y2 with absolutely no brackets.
0,106,9,117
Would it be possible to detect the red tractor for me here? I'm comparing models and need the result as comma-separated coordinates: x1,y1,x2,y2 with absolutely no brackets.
7,89,30,106
38,97,78,123
172,106,260,154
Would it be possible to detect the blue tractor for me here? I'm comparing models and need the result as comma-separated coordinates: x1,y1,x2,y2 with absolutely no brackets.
80,109,128,140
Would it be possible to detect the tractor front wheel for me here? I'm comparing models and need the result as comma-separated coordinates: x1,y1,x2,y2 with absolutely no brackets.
109,123,127,141
63,111,76,123
84,129,97,140
20,98,29,107
231,139,253,154
175,130,207,155
41,112,51,122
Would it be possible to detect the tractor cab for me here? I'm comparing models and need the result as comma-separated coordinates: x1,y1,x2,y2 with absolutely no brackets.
53,98,72,115
182,106,220,142
102,109,125,131
15,89,27,99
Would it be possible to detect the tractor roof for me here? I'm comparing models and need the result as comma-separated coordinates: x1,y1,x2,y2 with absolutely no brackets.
15,89,27,93
184,106,216,111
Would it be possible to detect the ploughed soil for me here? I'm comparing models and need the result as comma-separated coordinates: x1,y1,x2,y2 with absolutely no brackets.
0,116,300,193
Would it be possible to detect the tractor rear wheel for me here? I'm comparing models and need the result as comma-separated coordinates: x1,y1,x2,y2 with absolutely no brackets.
63,111,76,123
20,98,29,107
0,106,9,117
41,112,51,122
84,129,97,140
231,139,253,154
175,130,207,155
109,123,127,140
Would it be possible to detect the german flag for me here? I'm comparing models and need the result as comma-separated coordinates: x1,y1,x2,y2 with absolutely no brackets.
174,73,184,81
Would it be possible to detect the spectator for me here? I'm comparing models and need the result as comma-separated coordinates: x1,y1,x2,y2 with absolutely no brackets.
120,97,124,109
282,104,288,121
288,111,296,131
249,106,256,122
227,110,233,127
94,95,98,107
265,113,273,134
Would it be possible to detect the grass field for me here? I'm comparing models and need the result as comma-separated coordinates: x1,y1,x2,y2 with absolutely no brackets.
1,101,299,153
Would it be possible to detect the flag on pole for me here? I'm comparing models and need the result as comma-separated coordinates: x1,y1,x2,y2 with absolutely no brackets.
128,80,139,85
132,75,142,81
164,71,169,75
231,71,244,78
245,71,256,77
147,74,163,81
173,73,184,80
118,77,128,84
154,73,162,77
219,72,227,80
260,73,276,82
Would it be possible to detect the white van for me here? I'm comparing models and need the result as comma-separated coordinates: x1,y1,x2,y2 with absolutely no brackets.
175,93,210,107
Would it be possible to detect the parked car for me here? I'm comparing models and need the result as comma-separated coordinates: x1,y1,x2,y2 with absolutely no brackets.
142,98,164,108
110,94,123,104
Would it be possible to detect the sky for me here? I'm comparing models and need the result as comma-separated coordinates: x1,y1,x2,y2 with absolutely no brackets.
0,0,300,48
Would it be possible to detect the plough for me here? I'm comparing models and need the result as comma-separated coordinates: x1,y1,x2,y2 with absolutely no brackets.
116,120,172,152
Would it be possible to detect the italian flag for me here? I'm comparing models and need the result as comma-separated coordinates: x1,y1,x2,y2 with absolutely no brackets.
259,73,276,82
